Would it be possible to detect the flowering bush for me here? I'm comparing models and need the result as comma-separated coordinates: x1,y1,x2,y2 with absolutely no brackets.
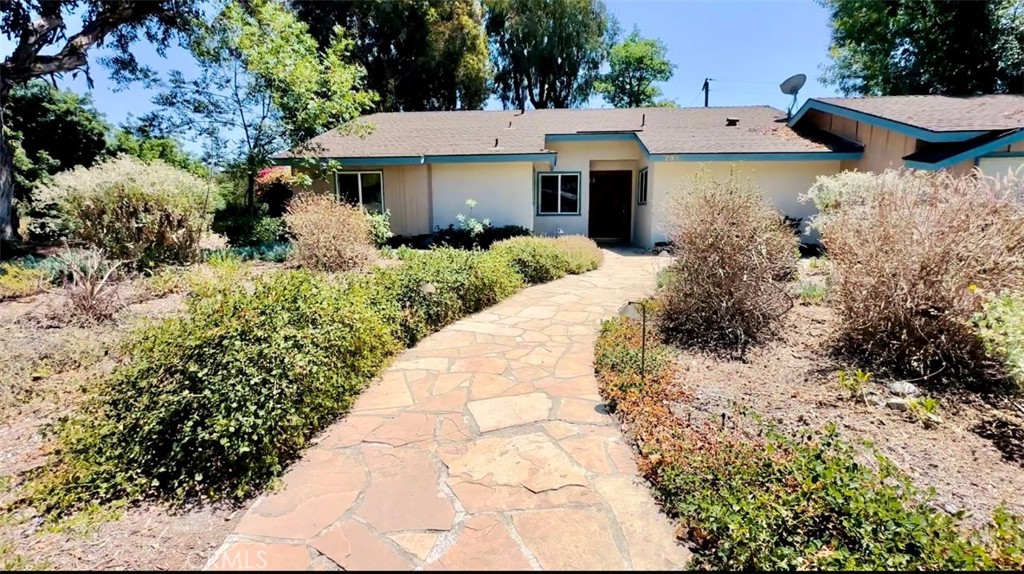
255,166,302,217
456,198,489,235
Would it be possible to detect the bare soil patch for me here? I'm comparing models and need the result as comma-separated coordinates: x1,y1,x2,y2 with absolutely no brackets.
0,277,242,570
670,275,1024,527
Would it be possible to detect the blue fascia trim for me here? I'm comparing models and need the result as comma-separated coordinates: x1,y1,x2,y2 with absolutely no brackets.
904,130,1024,171
977,151,1024,158
648,152,863,162
327,156,424,166
545,133,639,142
788,99,989,143
426,153,556,164
545,132,652,157
282,153,558,166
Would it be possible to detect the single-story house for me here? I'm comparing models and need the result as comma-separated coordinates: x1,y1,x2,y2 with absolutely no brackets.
277,95,1024,248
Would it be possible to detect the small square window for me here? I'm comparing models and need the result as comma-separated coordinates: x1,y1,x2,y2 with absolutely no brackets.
637,168,649,205
537,173,580,215
336,171,385,214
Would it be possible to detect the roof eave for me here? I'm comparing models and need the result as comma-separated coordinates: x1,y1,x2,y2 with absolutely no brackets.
789,99,990,143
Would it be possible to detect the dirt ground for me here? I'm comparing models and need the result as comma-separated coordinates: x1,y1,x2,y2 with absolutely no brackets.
671,262,1024,527
0,273,243,570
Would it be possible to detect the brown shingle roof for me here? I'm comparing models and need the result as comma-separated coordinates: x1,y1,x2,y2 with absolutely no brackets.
813,95,1024,133
279,106,856,159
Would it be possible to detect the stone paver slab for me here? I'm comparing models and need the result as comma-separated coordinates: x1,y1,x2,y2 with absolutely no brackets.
235,449,364,539
357,447,456,533
512,508,625,570
466,392,553,432
595,476,692,569
426,514,531,570
390,532,439,561
312,520,413,571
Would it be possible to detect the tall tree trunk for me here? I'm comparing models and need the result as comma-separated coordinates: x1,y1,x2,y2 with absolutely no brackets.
0,98,20,243
246,172,256,211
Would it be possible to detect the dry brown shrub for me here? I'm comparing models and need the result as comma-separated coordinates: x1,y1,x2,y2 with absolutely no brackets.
815,169,1024,377
284,193,377,272
658,169,798,351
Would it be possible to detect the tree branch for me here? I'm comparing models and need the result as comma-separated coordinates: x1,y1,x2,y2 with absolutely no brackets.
2,1,174,88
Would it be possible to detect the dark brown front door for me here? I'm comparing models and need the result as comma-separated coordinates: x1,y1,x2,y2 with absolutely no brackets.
588,170,632,241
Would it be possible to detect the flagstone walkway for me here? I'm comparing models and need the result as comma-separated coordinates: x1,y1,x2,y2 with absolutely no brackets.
207,248,688,571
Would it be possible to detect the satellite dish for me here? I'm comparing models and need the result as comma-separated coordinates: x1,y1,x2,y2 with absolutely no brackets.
780,74,807,119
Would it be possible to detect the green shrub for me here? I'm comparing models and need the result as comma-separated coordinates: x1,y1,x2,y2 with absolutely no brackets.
657,422,1013,570
554,235,603,274
795,281,827,304
370,248,524,345
26,271,402,512
658,169,798,351
212,209,286,247
974,291,1024,388
0,261,51,300
365,209,393,248
37,156,215,268
595,316,1024,570
185,251,250,299
432,223,533,249
490,236,569,283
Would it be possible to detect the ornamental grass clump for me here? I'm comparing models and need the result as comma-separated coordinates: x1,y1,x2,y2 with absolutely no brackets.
657,170,798,351
810,169,1024,378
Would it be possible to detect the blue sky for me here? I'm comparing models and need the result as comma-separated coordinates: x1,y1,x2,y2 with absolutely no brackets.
2,0,841,147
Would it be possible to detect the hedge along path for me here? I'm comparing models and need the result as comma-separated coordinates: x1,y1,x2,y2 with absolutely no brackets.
206,248,687,571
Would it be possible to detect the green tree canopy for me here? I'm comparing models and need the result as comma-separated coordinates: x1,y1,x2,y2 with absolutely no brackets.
107,127,208,177
820,0,1024,96
138,0,375,205
485,0,617,109
293,0,490,112
5,81,110,201
595,28,675,108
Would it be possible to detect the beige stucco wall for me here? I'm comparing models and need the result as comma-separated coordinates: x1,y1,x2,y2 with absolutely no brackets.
647,160,842,247
977,141,1024,179
430,162,535,230
293,164,431,236
533,140,645,237
632,155,652,247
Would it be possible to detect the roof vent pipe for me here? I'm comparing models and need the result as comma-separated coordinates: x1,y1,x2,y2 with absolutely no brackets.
494,137,499,148
725,117,739,127
641,113,646,127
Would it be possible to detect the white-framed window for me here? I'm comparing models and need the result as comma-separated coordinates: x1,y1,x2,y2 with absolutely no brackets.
537,172,581,215
335,171,384,214
637,168,649,205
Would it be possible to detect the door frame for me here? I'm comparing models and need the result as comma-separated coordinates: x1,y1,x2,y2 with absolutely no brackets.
587,169,633,242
